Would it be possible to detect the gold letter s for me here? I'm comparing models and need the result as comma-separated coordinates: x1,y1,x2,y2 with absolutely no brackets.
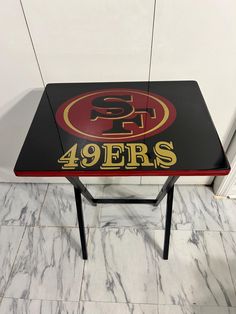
153,141,177,169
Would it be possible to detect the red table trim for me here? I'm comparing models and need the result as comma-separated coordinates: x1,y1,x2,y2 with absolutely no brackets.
14,168,230,177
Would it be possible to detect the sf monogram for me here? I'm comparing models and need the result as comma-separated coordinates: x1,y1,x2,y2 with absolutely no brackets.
56,89,177,171
90,95,155,135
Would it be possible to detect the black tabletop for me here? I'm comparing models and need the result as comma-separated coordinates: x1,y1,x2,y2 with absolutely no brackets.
14,81,230,177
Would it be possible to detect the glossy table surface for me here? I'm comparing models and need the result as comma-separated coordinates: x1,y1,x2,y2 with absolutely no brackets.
14,81,230,177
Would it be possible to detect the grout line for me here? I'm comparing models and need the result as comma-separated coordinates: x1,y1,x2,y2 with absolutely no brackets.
7,222,236,234
19,0,45,87
1,226,27,298
87,226,232,232
78,301,236,308
0,296,236,309
148,0,157,82
0,296,80,303
25,223,236,233
36,184,49,226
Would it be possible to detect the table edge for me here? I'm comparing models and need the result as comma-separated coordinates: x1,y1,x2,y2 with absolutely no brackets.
14,168,230,177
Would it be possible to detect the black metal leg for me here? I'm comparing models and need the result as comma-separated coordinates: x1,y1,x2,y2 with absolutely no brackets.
154,176,179,207
67,177,97,206
74,187,88,260
67,175,179,260
163,184,174,260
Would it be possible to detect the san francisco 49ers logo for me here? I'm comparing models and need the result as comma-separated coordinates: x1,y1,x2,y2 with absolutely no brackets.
56,89,176,142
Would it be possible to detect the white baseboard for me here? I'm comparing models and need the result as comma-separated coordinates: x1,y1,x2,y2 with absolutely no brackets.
0,174,212,185
141,176,212,185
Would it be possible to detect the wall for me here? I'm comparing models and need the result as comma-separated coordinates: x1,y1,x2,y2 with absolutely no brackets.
144,0,236,184
214,131,236,198
0,0,44,183
0,0,235,184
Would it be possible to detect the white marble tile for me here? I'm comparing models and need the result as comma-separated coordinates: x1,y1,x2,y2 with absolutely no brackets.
192,306,236,314
158,305,192,314
0,226,25,296
39,184,77,227
0,184,12,202
100,185,164,229
158,305,193,314
80,301,158,314
155,230,236,306
102,184,159,199
195,306,236,314
0,184,48,226
158,304,236,314
162,186,224,231
0,298,79,314
217,199,236,232
100,185,235,231
221,232,236,292
39,184,102,227
4,227,86,301
168,185,236,231
83,184,104,227
81,228,158,303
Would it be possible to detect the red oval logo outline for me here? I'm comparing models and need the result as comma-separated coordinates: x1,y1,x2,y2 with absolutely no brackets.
56,88,176,142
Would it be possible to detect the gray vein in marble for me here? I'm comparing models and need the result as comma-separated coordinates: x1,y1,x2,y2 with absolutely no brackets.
4,227,85,301
0,184,48,226
221,232,236,294
80,301,158,314
0,226,25,296
158,304,236,314
0,298,80,314
156,230,236,306
81,228,158,303
100,185,164,229
39,184,101,227
164,186,224,231
217,199,236,231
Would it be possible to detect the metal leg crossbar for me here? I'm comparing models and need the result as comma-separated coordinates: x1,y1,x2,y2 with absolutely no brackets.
67,176,179,260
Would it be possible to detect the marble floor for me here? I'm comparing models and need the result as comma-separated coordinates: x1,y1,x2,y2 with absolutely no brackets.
0,183,236,314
